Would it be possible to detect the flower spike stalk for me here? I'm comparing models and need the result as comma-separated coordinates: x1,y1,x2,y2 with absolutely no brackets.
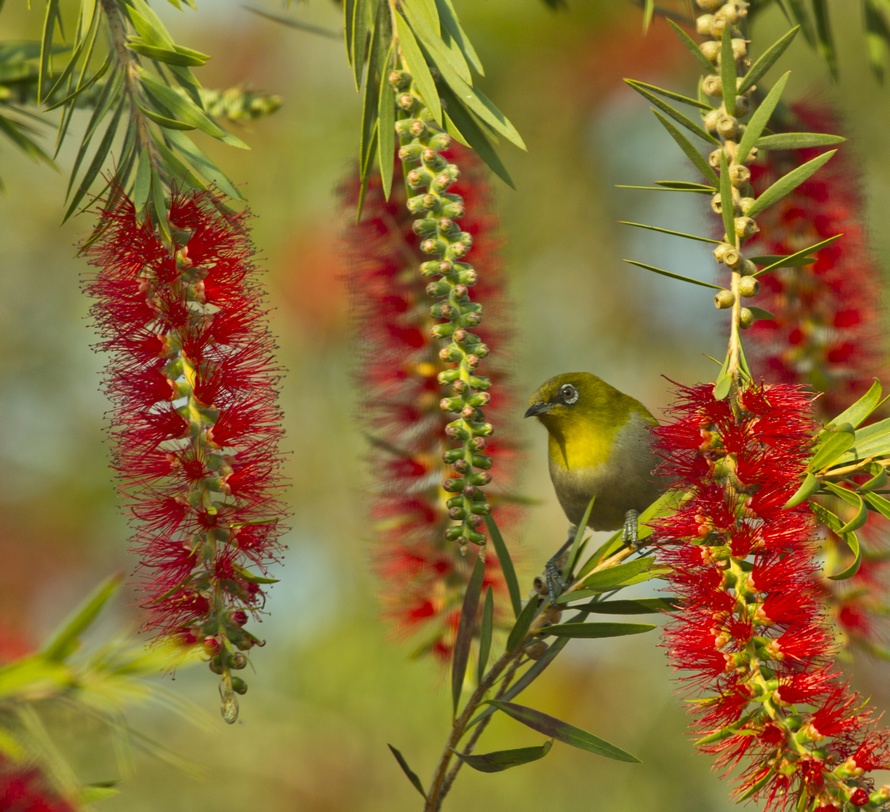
389,68,495,552
84,188,286,723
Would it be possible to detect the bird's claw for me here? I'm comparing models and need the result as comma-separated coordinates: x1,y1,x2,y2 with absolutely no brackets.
623,509,644,550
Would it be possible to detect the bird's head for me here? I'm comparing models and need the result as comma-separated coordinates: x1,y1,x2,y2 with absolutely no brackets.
524,372,616,432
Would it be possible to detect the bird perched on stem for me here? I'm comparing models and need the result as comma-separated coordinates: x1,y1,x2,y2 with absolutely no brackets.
525,372,662,546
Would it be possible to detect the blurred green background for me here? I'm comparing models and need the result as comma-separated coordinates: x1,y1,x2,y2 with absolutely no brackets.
2,1,890,810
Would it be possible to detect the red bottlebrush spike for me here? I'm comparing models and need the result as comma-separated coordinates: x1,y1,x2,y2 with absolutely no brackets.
743,103,890,661
0,754,77,812
655,381,890,812
83,189,285,722
745,103,887,419
343,144,521,661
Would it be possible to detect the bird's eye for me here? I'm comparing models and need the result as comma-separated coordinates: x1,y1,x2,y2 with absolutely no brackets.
560,384,579,405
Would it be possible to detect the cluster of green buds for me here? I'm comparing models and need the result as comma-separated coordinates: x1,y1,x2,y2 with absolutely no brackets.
695,1,762,329
197,86,283,123
390,69,492,550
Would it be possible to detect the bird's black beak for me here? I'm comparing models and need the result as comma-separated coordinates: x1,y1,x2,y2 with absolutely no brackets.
524,401,551,419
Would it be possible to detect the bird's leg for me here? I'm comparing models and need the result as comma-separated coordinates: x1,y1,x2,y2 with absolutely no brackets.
623,509,641,549
532,526,575,604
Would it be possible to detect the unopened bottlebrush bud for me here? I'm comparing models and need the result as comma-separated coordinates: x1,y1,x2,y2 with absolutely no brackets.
469,391,491,407
399,144,423,162
739,306,754,328
407,168,434,189
441,200,466,219
738,275,759,297
437,217,459,237
449,241,469,259
388,70,411,89
426,279,451,297
440,396,464,413
723,247,742,269
733,95,750,117
731,38,747,59
430,302,454,319
457,268,477,286
398,93,417,112
409,119,427,137
413,218,438,238
407,194,431,215
431,322,455,339
708,149,723,169
231,676,248,695
443,477,465,493
696,14,715,35
421,237,446,255
714,289,736,309
696,0,723,10
739,259,757,276
469,471,492,487
734,217,759,239
437,369,461,385
445,423,469,441
428,132,452,151
702,75,723,97
700,40,720,61
230,652,248,670
716,115,740,139
729,164,751,187
738,197,756,215
703,109,722,134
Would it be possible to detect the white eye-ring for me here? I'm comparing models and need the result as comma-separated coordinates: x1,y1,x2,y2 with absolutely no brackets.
560,383,579,405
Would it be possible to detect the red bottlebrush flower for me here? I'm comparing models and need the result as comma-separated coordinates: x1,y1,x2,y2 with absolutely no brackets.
655,381,890,812
0,755,77,812
745,103,887,420
83,189,285,720
343,145,522,661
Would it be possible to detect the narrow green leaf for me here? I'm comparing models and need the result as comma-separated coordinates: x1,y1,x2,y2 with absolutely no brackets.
784,471,821,508
714,351,733,401
825,380,882,432
484,513,521,618
132,149,153,213
748,254,814,268
860,464,888,493
41,574,123,661
864,0,890,82
616,183,714,194
440,85,515,187
563,495,596,582
745,306,775,322
164,129,241,199
755,132,845,150
351,0,374,89
738,27,799,93
835,417,890,464
625,80,718,144
136,103,197,131
718,150,735,243
812,0,838,78
395,12,442,123
666,18,716,73
439,69,525,150
454,741,552,773
359,6,386,188
628,79,712,111
746,150,836,218
557,558,657,603
823,483,869,534
809,424,856,471
39,0,64,102
650,110,719,185
477,586,494,685
387,744,427,799
864,490,890,520
127,40,210,66
451,556,484,714
754,235,842,277
64,102,125,220
436,0,484,75
377,45,396,200
344,0,356,69
401,0,471,84
623,259,722,290
736,71,790,165
540,621,655,639
720,27,737,117
578,597,679,615
619,220,720,244
488,701,641,763
654,180,716,191
505,597,539,653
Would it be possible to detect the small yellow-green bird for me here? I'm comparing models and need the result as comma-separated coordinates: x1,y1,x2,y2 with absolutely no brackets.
525,372,662,544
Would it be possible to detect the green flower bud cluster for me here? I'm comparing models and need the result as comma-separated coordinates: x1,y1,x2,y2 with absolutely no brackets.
197,86,283,122
391,70,492,550
696,1,763,333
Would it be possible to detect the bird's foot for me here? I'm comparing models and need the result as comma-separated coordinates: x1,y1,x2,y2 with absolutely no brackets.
623,509,642,550
533,527,575,604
